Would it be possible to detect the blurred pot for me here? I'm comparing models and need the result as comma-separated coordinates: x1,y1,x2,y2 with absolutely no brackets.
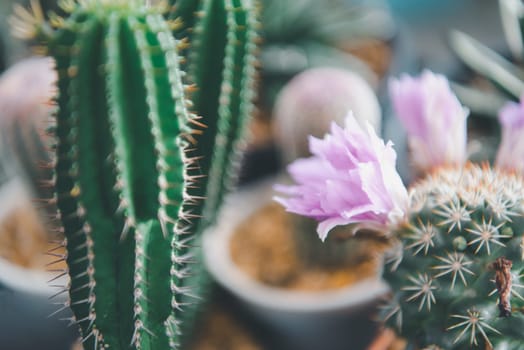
203,177,389,350
0,179,77,350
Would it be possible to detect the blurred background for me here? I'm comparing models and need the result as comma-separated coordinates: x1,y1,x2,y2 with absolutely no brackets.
0,0,509,349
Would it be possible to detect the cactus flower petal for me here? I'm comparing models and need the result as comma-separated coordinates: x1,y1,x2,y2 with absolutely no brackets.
496,98,524,173
389,70,469,173
274,112,408,241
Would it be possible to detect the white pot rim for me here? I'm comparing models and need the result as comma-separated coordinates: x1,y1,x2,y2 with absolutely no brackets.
203,176,389,314
0,179,69,297
0,256,67,297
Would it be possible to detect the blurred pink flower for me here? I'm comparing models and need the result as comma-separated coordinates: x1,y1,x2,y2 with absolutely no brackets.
274,112,408,241
496,98,524,173
0,57,57,183
389,70,468,173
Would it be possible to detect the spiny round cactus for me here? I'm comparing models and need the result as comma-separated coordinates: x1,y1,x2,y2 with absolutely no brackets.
275,69,524,349
383,163,524,350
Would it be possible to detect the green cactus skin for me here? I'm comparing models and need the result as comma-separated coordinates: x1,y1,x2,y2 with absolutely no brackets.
167,2,258,339
187,0,258,226
13,0,258,349
382,164,524,350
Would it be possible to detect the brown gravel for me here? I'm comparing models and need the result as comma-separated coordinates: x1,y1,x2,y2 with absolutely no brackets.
0,205,50,269
230,202,386,291
188,305,262,350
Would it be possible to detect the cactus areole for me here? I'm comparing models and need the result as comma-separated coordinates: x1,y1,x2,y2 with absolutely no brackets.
12,0,258,349
383,164,524,350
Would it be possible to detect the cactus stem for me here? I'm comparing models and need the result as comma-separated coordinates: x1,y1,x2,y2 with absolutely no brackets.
17,0,260,347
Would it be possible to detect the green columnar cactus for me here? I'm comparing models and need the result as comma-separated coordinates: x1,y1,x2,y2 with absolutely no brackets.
169,0,258,225
382,164,524,350
187,0,258,224
11,0,258,349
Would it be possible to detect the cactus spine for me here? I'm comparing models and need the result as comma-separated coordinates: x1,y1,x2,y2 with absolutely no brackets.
13,0,258,349
383,164,524,350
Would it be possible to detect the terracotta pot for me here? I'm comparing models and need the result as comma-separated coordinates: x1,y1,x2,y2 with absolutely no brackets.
203,177,389,350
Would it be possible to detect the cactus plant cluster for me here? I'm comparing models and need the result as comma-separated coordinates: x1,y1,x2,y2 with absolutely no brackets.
276,69,524,349
382,164,524,349
384,71,524,350
11,0,258,349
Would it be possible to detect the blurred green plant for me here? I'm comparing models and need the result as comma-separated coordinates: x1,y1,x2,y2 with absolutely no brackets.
445,0,524,164
258,0,395,111
449,0,524,117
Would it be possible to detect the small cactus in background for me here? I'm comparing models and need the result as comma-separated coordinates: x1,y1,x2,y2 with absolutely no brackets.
272,67,381,165
276,70,524,349
11,0,258,349
270,66,385,267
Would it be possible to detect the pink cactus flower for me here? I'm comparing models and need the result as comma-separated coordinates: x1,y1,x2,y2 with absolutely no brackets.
274,112,408,241
496,98,524,173
389,70,468,173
